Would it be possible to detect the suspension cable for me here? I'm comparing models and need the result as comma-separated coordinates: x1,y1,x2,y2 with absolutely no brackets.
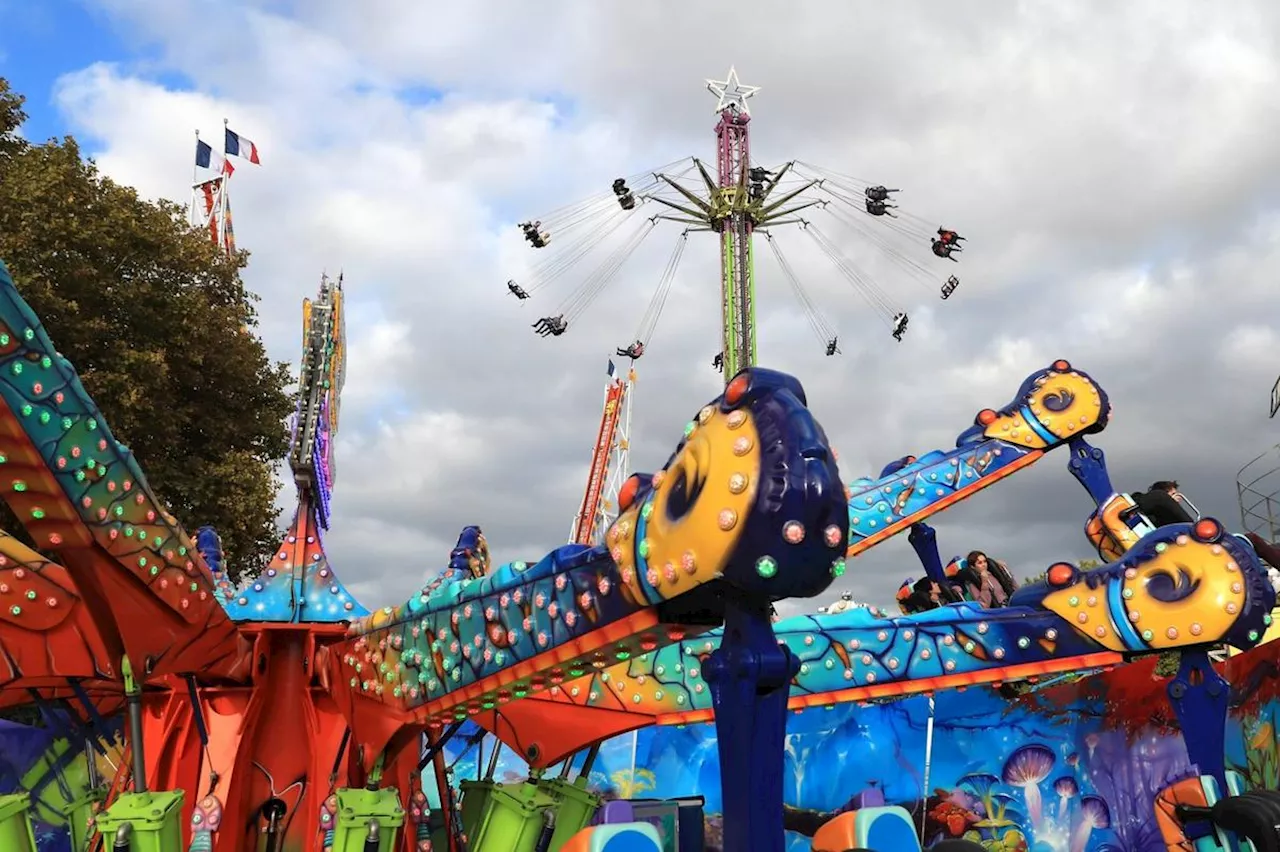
802,223,900,323
634,230,689,346
559,218,659,322
763,232,837,346
820,204,938,295
532,158,692,231
526,207,633,294
796,161,940,237
518,163,698,298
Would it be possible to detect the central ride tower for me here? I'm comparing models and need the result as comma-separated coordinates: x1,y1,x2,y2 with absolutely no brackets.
651,68,820,384
709,68,761,380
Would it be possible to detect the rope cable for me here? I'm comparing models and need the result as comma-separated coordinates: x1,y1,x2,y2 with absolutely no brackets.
802,223,901,323
821,204,938,294
559,218,658,321
764,232,836,345
634,230,689,345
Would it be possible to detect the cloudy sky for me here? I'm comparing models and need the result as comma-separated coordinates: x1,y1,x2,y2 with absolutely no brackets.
2,1,1280,615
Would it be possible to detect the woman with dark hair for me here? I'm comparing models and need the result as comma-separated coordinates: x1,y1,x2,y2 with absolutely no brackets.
963,551,1017,607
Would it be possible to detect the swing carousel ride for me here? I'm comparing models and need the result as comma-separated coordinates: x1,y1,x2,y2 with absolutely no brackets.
0,69,1276,852
511,66,965,376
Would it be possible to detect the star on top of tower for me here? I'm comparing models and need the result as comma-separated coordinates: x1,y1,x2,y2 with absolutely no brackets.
706,66,760,116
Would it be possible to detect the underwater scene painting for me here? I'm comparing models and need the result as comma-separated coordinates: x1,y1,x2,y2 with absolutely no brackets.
433,643,1280,852
3,646,1280,851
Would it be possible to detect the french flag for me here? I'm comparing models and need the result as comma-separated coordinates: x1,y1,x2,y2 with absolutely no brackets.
224,127,261,164
195,139,234,176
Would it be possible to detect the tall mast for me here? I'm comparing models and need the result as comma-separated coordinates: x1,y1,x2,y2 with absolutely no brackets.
707,67,760,381
570,361,633,545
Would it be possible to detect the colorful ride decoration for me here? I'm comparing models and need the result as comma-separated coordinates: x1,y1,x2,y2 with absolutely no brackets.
0,251,1273,852
0,259,851,851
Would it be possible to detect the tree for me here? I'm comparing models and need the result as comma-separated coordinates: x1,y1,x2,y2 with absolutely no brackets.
0,78,26,160
0,77,293,582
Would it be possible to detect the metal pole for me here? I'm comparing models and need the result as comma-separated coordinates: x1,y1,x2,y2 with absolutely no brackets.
919,696,935,840
484,739,502,781
85,736,101,791
121,656,147,794
190,129,199,228
628,730,638,794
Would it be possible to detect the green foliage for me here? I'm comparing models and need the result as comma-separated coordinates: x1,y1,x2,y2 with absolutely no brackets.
0,78,293,582
1153,652,1181,678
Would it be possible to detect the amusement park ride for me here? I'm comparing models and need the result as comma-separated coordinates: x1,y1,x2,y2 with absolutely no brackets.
0,71,1277,852
513,66,964,384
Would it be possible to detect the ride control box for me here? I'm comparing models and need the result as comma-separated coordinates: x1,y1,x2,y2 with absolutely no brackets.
93,790,184,852
332,787,406,852
0,793,38,852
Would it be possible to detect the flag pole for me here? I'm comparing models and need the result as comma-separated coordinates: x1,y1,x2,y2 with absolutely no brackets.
219,118,230,256
189,129,199,227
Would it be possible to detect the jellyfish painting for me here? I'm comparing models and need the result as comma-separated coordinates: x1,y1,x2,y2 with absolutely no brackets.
1084,733,1100,760
1070,796,1111,852
1065,752,1080,770
1053,776,1079,821
1002,744,1056,832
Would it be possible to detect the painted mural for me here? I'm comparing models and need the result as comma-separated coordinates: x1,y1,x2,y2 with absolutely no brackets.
3,645,1279,851
0,714,123,852
433,643,1280,852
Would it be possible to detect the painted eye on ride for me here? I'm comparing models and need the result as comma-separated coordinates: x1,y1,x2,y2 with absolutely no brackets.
725,372,750,407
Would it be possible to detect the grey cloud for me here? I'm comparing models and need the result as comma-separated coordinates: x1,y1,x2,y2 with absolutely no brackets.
37,1,1280,612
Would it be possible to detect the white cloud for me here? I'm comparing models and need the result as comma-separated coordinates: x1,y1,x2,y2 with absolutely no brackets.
9,0,1280,611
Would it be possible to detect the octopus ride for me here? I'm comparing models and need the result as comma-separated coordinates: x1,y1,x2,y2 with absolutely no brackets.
0,257,1274,852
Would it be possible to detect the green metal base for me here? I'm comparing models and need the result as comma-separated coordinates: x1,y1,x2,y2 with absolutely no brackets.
459,778,498,837
537,778,600,851
93,790,184,852
332,788,405,852
469,781,556,852
0,793,38,852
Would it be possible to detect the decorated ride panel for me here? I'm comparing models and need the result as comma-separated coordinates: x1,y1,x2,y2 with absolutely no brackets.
0,532,114,697
531,517,1275,723
290,275,345,529
846,361,1110,555
220,499,368,623
328,368,850,727
0,261,246,680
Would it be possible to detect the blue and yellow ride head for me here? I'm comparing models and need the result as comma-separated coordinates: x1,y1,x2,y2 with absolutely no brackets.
957,359,1112,450
606,368,848,604
1012,517,1276,654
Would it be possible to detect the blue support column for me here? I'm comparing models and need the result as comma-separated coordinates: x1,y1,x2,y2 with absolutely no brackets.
908,523,947,585
1065,436,1116,506
704,599,798,852
1168,650,1230,794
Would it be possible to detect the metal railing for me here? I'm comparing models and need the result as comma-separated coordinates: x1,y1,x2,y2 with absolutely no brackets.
1237,445,1280,541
